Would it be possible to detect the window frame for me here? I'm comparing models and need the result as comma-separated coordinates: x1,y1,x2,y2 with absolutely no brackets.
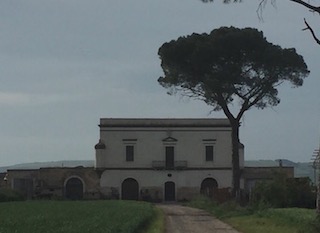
205,145,214,162
125,145,134,162
165,146,175,169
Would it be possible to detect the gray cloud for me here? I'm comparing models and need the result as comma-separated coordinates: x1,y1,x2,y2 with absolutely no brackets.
0,0,319,166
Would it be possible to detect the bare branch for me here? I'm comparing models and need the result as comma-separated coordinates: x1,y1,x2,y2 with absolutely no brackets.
290,0,320,14
303,18,320,44
257,0,277,21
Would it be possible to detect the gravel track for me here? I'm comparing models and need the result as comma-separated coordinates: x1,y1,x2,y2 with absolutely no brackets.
157,204,240,233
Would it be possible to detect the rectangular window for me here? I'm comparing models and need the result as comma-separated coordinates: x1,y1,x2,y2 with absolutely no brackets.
165,146,174,169
126,145,134,161
205,145,214,161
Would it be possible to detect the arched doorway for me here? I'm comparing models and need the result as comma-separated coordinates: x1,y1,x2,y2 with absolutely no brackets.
165,181,175,201
65,177,84,200
200,178,218,198
122,178,139,200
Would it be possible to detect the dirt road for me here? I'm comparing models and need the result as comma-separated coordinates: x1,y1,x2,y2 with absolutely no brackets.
157,204,240,233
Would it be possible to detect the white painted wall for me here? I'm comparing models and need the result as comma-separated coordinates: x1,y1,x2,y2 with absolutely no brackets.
96,119,234,169
100,169,233,199
95,118,244,198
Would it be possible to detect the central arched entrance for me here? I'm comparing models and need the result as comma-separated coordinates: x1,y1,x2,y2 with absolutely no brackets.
122,178,139,200
200,178,218,198
65,177,84,200
164,181,175,201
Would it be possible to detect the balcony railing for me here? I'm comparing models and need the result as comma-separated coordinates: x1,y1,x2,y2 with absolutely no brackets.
174,161,188,169
152,161,165,169
152,160,188,170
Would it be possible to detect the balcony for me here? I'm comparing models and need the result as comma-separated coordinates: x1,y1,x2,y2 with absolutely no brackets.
152,160,188,170
174,161,188,170
152,161,165,169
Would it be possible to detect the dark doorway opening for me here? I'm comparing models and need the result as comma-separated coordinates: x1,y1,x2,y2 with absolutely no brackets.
122,178,139,200
200,178,218,198
165,181,175,201
65,177,84,200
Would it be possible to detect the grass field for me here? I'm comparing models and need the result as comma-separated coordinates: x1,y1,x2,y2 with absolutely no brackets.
0,200,157,233
141,207,165,233
188,196,319,233
226,208,317,233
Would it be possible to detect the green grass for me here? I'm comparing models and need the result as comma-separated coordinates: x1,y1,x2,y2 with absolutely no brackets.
226,216,299,233
0,200,156,233
142,207,165,233
226,208,317,233
187,196,319,233
187,195,249,218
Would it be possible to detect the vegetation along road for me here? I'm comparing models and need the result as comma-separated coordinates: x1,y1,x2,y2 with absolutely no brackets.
158,204,240,233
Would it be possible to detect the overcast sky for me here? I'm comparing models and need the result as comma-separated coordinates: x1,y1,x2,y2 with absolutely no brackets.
0,0,319,166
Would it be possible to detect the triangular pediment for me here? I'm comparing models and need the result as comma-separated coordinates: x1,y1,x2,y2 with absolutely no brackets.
162,136,178,142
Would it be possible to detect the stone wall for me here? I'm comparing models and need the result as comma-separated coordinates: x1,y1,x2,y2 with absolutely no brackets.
6,167,100,200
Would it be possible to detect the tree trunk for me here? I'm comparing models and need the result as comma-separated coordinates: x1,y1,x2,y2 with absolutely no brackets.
230,120,241,202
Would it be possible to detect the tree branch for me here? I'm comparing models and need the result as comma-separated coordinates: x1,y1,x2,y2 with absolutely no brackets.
289,0,320,14
216,92,236,122
303,18,320,45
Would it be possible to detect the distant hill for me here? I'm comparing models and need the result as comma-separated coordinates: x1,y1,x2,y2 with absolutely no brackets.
0,160,94,173
1,159,315,183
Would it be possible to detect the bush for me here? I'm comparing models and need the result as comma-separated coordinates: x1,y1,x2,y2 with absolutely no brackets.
309,215,320,233
251,172,316,208
0,188,25,202
187,196,250,219
286,178,316,208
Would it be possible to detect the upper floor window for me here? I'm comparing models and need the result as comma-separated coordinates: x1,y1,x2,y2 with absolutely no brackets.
165,146,174,169
205,145,214,162
126,145,134,161
123,139,137,162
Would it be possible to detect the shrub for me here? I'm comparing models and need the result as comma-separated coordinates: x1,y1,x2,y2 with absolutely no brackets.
0,188,25,202
187,196,250,219
251,172,316,208
286,178,316,208
308,215,320,233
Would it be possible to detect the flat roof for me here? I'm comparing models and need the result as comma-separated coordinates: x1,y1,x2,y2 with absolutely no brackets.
99,118,230,128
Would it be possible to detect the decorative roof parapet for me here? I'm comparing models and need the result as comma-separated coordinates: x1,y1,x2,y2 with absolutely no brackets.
99,118,231,128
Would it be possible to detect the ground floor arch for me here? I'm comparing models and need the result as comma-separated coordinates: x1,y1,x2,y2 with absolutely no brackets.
121,178,139,200
65,177,84,200
200,178,218,198
164,181,175,201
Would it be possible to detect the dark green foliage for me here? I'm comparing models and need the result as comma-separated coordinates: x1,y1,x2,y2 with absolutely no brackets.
251,173,316,208
158,27,309,112
158,26,309,197
309,215,320,233
0,188,25,202
187,195,250,218
286,178,316,208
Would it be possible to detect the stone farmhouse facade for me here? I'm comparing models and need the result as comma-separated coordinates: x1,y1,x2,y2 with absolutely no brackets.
95,118,244,201
1,118,294,201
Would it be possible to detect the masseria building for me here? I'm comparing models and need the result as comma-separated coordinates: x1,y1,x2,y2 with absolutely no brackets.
95,118,244,201
2,118,293,201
